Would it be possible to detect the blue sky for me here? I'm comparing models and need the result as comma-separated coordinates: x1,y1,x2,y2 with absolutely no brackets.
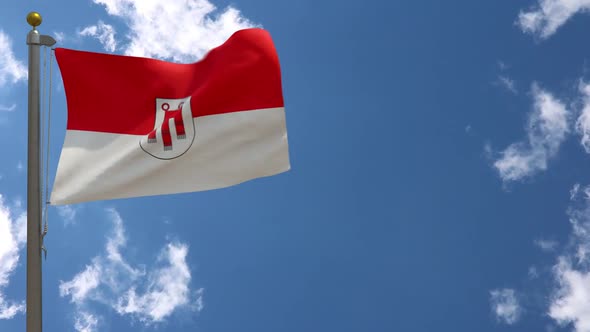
4,0,590,331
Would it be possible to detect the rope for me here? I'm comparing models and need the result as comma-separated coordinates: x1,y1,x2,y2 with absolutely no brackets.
40,47,46,208
45,49,54,208
40,47,54,260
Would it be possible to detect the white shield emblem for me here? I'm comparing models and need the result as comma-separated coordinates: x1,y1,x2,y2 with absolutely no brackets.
140,96,195,159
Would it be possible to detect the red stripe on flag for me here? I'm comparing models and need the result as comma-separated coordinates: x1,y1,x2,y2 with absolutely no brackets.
56,28,284,135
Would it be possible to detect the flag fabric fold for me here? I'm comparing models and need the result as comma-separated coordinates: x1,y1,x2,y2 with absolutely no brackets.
50,28,290,205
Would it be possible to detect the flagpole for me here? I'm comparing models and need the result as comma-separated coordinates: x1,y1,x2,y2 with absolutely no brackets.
26,12,55,332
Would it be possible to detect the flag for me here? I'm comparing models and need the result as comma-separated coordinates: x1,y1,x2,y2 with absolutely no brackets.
50,28,290,205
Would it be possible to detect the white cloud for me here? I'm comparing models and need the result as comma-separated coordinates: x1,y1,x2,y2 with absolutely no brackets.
0,104,16,112
490,288,522,324
497,75,518,94
518,0,590,39
57,205,78,225
102,209,143,280
91,0,255,62
529,266,540,279
74,311,98,332
0,195,26,319
60,209,142,305
568,198,590,264
60,264,101,305
53,31,66,44
193,288,205,312
546,186,590,331
535,238,560,251
60,209,202,329
572,183,582,200
79,21,117,52
549,258,590,331
574,83,590,153
493,84,569,182
114,243,201,323
0,295,24,319
0,30,26,86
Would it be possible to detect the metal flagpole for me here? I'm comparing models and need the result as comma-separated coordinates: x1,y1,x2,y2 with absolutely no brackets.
26,12,55,332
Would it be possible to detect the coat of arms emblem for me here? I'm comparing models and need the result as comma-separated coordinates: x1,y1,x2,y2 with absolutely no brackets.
139,97,195,159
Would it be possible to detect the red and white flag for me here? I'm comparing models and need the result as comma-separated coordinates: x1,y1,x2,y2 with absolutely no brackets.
50,28,290,205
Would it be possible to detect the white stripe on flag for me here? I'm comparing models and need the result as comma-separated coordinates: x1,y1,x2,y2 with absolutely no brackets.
50,107,289,205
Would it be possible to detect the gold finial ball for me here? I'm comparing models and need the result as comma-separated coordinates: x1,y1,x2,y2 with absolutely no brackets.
26,12,42,27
